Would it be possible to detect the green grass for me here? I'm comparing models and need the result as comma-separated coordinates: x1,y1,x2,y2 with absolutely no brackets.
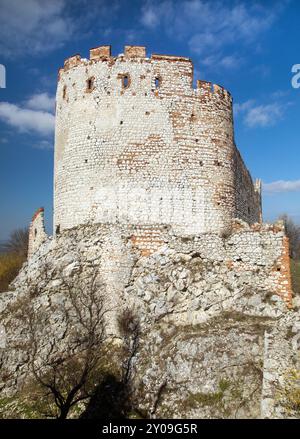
291,259,300,296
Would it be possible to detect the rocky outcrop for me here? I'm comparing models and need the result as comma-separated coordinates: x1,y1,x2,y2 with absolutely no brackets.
0,222,299,418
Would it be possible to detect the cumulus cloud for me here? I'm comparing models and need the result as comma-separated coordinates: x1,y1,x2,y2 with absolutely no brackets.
0,0,72,57
140,0,285,62
263,180,300,193
26,93,55,112
234,99,289,128
202,53,244,69
233,100,255,116
0,0,119,57
0,102,55,136
141,0,285,45
244,103,284,127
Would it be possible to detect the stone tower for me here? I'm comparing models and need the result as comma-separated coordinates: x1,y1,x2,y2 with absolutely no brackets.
53,45,261,237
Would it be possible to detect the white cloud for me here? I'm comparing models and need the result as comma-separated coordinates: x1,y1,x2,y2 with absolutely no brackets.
0,0,72,57
0,102,55,135
0,0,120,57
26,93,55,112
202,53,244,69
263,180,300,193
233,99,255,116
141,5,160,28
140,1,286,68
34,140,54,150
234,99,290,127
141,1,173,29
244,103,284,127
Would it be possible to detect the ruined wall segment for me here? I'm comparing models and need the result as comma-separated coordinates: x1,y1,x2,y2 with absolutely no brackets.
28,207,47,258
54,45,261,236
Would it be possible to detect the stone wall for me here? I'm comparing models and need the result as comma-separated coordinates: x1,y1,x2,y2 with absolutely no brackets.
54,45,261,236
0,221,298,418
28,207,47,259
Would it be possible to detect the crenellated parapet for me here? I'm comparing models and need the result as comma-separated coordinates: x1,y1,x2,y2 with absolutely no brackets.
60,45,192,73
196,80,232,102
59,46,231,97
58,46,231,99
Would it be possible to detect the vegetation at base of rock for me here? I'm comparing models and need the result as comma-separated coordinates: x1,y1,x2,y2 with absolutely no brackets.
279,215,300,259
277,368,300,418
0,222,299,419
184,376,260,419
0,228,29,257
0,253,25,293
0,228,28,293
187,379,231,408
291,259,300,296
279,215,300,296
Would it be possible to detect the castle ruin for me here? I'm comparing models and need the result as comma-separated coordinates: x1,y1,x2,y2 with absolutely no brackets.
1,46,298,419
53,45,261,239
28,45,292,306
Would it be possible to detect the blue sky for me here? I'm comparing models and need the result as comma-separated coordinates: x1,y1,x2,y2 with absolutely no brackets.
0,0,299,240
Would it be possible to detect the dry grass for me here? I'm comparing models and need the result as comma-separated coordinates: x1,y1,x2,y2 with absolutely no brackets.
0,253,25,293
291,259,300,296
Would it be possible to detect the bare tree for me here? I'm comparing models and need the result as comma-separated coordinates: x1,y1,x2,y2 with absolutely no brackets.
1,228,29,257
116,309,167,419
118,308,141,387
16,268,110,419
279,214,300,259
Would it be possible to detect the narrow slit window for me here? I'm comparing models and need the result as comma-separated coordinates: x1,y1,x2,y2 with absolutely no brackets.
155,77,160,89
86,77,94,91
63,85,67,100
123,75,129,88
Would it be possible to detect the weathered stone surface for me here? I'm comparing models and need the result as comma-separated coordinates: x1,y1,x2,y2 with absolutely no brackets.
53,46,261,238
2,47,298,419
1,223,299,418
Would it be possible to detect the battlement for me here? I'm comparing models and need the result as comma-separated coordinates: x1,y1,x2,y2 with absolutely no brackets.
58,45,231,104
124,45,146,58
90,45,111,60
196,80,232,102
61,45,192,71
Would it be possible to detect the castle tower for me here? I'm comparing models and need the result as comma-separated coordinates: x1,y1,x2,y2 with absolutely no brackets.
54,45,261,237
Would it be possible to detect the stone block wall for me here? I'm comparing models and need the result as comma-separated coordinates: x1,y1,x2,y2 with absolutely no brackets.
54,45,261,236
28,207,47,259
3,220,297,418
